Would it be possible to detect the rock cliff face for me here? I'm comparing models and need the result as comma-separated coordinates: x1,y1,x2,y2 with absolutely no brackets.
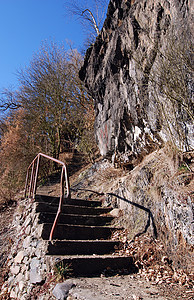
80,0,193,166
71,147,193,272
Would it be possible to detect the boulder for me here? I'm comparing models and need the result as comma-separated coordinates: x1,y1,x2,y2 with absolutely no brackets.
53,281,75,300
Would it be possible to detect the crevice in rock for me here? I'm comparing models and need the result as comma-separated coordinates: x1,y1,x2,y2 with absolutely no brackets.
131,16,141,49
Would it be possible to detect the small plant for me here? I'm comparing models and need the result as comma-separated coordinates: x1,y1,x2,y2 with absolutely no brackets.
178,163,189,173
55,261,73,281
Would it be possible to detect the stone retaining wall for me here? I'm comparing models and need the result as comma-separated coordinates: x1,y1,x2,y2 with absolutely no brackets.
0,197,55,299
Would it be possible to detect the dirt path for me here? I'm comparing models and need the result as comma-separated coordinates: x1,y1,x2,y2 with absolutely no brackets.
67,274,192,300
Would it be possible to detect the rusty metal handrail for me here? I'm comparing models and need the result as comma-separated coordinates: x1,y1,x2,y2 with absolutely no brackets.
24,153,71,241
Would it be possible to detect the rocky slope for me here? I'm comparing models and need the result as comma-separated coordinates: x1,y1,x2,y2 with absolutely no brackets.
80,0,193,166
0,150,193,299
79,0,193,279
71,145,193,273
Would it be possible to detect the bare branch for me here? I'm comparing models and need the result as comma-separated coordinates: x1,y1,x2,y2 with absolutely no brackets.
65,0,109,46
81,9,100,35
0,89,21,111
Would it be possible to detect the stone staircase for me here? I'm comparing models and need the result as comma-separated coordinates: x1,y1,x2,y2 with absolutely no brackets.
35,194,136,276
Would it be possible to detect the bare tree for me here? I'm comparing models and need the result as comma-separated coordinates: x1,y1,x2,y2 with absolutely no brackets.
14,41,95,159
0,41,96,201
65,0,109,45
0,88,21,111
0,108,38,202
17,42,73,158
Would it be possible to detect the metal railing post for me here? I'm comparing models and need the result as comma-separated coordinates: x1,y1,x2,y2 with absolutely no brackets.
64,164,71,201
29,161,35,198
24,168,29,198
33,154,40,199
49,166,65,241
24,152,71,240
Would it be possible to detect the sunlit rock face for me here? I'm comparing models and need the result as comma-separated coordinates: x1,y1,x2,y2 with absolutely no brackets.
80,0,193,166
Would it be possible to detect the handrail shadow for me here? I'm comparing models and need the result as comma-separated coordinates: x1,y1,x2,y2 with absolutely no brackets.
107,193,157,239
70,187,157,239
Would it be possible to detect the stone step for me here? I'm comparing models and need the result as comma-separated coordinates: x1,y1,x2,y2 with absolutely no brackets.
35,194,101,207
52,255,137,276
47,240,122,255
35,202,111,215
35,193,130,277
41,223,120,240
38,212,114,226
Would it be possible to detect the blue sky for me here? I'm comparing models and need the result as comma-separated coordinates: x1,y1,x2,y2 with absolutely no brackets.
0,0,88,91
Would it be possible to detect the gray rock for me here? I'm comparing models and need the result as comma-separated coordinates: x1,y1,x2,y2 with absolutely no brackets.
19,280,25,291
35,249,41,258
109,208,122,218
21,295,28,300
8,276,15,284
30,258,40,269
10,289,17,299
23,236,31,248
10,265,20,275
25,225,31,235
23,256,29,265
23,216,31,228
16,273,24,283
80,0,193,164
53,281,75,300
30,269,43,284
31,240,38,247
14,251,25,264
25,270,30,281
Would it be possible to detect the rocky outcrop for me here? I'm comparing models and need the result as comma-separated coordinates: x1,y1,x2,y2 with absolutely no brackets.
70,147,194,273
80,0,193,165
